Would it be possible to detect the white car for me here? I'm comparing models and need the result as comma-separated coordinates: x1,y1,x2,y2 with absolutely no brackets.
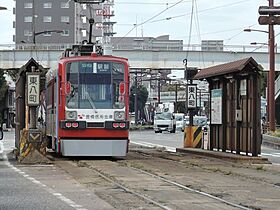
174,113,185,132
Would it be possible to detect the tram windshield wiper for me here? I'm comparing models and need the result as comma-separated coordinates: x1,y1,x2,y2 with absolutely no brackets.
85,91,97,113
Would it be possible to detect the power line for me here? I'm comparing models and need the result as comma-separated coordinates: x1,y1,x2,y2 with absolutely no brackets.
115,0,185,43
115,1,191,5
148,0,254,24
185,0,195,60
193,0,205,67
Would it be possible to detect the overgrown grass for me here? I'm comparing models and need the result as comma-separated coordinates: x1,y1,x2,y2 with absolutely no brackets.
267,130,280,137
129,124,153,131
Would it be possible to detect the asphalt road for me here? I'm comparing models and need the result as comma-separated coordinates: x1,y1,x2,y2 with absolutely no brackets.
0,131,114,210
130,130,280,164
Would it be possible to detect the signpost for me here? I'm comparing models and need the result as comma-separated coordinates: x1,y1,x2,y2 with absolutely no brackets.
27,73,40,106
187,85,197,109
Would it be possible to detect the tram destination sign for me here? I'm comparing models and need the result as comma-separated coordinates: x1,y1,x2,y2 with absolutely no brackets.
27,73,40,106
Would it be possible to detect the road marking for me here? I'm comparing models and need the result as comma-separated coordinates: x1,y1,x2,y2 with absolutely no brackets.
0,141,3,154
272,163,280,166
131,141,176,152
261,152,280,158
1,145,87,210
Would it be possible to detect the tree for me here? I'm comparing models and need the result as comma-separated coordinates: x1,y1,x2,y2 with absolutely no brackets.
129,84,148,120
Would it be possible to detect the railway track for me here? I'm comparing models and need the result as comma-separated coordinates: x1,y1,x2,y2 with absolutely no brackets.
51,146,278,210
85,162,252,210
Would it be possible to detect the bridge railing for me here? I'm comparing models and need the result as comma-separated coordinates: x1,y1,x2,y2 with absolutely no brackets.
0,43,275,53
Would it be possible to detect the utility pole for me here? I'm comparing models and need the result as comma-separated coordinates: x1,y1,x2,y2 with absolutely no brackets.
157,74,161,104
268,0,276,131
258,1,280,131
134,73,138,125
32,0,36,44
175,83,178,113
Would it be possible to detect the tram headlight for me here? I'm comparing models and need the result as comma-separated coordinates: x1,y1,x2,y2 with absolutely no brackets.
114,111,125,121
66,111,77,120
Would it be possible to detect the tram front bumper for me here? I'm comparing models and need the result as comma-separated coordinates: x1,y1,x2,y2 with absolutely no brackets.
60,139,128,157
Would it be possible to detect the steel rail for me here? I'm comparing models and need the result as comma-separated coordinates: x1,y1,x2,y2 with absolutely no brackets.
87,159,252,210
87,166,173,210
130,166,252,210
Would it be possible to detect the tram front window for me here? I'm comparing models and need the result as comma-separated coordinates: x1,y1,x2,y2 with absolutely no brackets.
66,61,125,109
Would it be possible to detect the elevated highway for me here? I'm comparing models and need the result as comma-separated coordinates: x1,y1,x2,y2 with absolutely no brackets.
1,44,280,99
0,44,278,71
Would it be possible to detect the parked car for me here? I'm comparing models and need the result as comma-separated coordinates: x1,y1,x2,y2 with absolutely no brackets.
174,113,185,132
182,116,208,131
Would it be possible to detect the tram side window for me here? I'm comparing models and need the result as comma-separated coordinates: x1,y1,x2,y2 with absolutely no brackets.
46,83,53,107
112,62,125,109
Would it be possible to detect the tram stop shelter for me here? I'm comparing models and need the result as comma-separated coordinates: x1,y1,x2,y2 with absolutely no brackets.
194,57,262,156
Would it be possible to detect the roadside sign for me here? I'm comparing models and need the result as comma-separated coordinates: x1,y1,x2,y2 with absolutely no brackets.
259,6,280,15
27,73,40,106
211,89,222,124
258,16,280,25
187,85,197,109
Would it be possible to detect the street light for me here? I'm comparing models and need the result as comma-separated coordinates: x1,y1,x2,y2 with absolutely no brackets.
244,27,275,131
243,28,269,34
250,42,268,45
33,30,64,44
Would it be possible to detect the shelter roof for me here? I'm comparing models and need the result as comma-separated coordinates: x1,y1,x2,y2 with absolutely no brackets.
194,57,261,80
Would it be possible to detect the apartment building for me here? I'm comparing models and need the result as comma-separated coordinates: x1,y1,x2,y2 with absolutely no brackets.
13,0,115,45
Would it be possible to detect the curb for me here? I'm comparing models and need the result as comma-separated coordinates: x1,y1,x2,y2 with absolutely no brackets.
176,148,270,164
262,134,280,150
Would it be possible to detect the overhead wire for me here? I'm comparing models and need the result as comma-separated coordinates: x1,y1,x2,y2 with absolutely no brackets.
250,31,280,53
185,0,194,62
193,0,205,67
115,0,185,44
115,1,192,5
148,0,254,24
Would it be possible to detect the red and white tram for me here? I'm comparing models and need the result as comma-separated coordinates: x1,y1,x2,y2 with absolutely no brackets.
45,50,130,156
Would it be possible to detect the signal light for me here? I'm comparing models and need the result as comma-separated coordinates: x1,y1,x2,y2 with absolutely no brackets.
119,123,126,128
113,123,119,128
72,122,79,128
66,122,72,128
119,82,125,95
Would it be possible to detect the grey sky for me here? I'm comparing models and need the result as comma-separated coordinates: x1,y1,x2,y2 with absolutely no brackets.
0,0,278,47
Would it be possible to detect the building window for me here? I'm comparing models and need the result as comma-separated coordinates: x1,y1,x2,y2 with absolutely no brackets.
43,3,52,8
24,3,33,8
81,4,87,10
24,16,33,22
61,2,70,8
81,16,87,23
24,30,32,37
43,16,52,23
61,16,70,23
61,30,70,36
81,29,87,37
43,32,52,36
